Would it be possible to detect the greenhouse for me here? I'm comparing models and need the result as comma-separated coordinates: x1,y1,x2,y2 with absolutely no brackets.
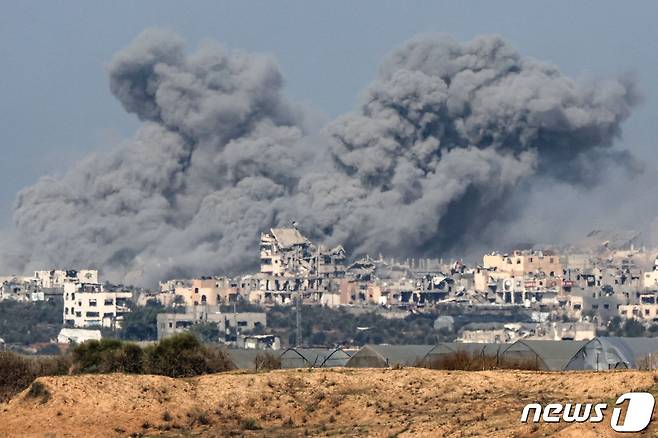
565,337,658,370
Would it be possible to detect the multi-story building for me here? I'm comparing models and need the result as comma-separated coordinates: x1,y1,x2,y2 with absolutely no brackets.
0,276,41,301
254,227,346,304
259,227,345,279
63,282,131,328
644,269,658,290
34,269,98,288
156,305,267,340
483,250,561,277
619,303,658,321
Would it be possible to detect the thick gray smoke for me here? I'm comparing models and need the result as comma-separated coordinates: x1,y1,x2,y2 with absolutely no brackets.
0,31,639,285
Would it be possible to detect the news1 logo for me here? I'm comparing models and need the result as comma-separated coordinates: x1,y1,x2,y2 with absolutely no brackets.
521,392,655,432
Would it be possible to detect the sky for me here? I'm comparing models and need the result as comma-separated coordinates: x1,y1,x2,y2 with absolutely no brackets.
0,1,656,227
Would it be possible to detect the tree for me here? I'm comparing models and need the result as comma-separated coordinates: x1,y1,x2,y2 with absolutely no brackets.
622,319,646,337
189,322,220,343
117,301,181,341
143,333,231,377
0,300,62,344
607,316,623,336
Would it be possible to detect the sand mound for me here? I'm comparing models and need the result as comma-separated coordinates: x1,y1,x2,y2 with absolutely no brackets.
0,368,655,437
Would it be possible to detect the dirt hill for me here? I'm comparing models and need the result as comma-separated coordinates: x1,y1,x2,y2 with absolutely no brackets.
0,368,656,437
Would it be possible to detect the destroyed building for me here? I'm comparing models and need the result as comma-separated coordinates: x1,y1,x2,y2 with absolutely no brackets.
255,227,346,304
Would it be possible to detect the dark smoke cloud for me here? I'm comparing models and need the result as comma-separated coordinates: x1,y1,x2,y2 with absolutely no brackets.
293,34,638,258
0,31,639,285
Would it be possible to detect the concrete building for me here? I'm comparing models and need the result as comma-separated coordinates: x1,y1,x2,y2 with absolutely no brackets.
156,305,267,340
644,270,658,290
63,282,131,328
0,276,41,301
34,269,98,288
619,302,658,321
483,250,561,277
238,334,281,350
57,328,102,344
259,227,345,280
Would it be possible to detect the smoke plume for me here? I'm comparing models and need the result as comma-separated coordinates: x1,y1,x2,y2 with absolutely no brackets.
0,30,639,285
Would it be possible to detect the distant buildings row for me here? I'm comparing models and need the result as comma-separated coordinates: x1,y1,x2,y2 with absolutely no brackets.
4,227,658,346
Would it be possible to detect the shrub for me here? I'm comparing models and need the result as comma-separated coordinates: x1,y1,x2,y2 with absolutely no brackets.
72,339,121,373
72,338,144,373
115,343,144,374
0,352,70,402
26,381,51,403
143,333,232,377
254,352,281,371
425,351,539,371
0,334,236,403
240,418,261,430
203,345,235,374
0,352,36,402
187,407,211,426
144,333,206,377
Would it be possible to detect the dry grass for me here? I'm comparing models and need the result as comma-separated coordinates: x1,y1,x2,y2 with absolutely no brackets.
0,368,655,437
425,350,540,371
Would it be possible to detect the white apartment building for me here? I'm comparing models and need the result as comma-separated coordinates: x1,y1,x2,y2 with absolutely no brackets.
34,269,99,288
63,282,131,328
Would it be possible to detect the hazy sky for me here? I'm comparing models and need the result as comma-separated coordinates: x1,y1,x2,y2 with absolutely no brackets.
1,1,656,226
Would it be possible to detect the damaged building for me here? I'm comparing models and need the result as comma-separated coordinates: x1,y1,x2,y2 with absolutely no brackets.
256,227,346,305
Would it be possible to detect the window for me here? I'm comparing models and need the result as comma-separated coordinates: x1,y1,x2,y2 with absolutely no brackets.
89,299,97,307
604,304,609,310
86,312,99,317
238,321,248,327
104,299,113,306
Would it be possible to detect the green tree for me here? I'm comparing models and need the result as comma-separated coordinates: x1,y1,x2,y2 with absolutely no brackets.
622,319,646,337
117,301,181,341
189,322,220,343
0,300,62,344
143,333,231,377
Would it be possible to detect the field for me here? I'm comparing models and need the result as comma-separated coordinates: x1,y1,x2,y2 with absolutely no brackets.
0,368,656,437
